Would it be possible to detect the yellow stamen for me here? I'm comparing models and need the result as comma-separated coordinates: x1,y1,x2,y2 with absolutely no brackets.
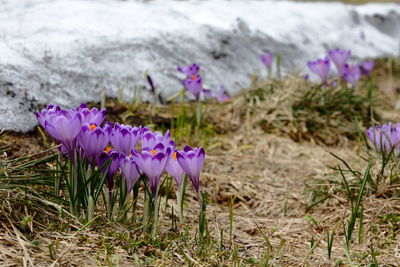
90,124,96,131
191,75,197,81
172,152,177,160
151,149,157,156
105,147,111,154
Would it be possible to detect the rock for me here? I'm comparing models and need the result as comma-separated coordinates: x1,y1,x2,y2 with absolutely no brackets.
0,0,399,132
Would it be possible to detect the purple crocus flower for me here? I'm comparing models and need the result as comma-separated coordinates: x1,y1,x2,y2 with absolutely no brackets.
260,53,274,69
215,85,232,103
141,130,175,151
110,123,143,155
176,146,205,196
366,123,400,154
328,48,351,75
307,58,331,84
42,110,82,153
120,156,141,192
165,151,185,187
360,61,374,77
36,105,62,128
203,89,213,99
77,104,107,126
132,144,171,198
97,150,123,191
342,64,362,87
177,63,200,77
183,75,203,101
77,122,112,166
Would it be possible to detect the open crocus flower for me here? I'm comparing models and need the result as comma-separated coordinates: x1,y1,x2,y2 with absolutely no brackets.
36,105,62,128
176,146,205,196
215,85,232,103
307,58,331,84
165,151,185,188
342,64,361,87
328,48,351,75
110,123,143,155
132,143,171,198
141,130,175,151
43,110,82,153
367,123,400,155
260,53,274,69
183,74,203,101
77,104,107,125
77,122,112,166
177,63,200,77
120,156,141,193
360,60,374,77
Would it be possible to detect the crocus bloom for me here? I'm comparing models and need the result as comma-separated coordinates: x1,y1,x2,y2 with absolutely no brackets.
177,63,200,77
141,130,175,151
132,144,171,198
203,89,213,99
360,61,374,77
77,122,112,165
215,85,232,103
366,123,400,154
77,104,107,126
97,150,123,190
165,151,185,187
342,64,362,87
43,110,82,153
307,58,331,84
183,75,203,101
328,48,351,75
260,53,274,69
36,105,62,128
110,123,143,155
120,156,141,192
176,146,205,195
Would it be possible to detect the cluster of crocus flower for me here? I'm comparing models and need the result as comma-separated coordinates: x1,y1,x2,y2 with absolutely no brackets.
178,63,232,103
307,48,374,87
36,104,206,222
366,123,400,155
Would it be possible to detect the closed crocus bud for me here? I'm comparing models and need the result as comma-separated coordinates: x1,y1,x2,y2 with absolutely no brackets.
131,143,171,199
183,75,203,101
177,63,200,77
110,123,143,155
77,122,112,166
43,110,82,153
328,48,351,75
36,104,62,128
120,156,140,193
366,123,400,155
342,64,361,88
360,61,374,77
260,53,274,69
307,58,331,84
165,151,185,188
176,146,205,196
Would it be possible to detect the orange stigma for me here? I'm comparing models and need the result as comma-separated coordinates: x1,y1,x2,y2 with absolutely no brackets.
105,147,111,154
89,124,96,131
191,75,197,81
172,152,177,160
151,149,157,156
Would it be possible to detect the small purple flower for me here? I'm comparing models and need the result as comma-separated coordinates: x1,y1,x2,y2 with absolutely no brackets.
177,63,200,77
132,144,171,198
183,75,203,101
165,151,185,187
43,110,82,153
328,48,351,75
120,156,141,192
203,89,213,99
77,104,107,126
36,105,62,128
307,58,331,84
97,150,123,190
215,85,232,103
342,64,362,87
141,130,174,151
110,123,143,155
77,122,112,166
176,146,205,195
360,61,374,77
260,53,274,69
367,123,400,154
